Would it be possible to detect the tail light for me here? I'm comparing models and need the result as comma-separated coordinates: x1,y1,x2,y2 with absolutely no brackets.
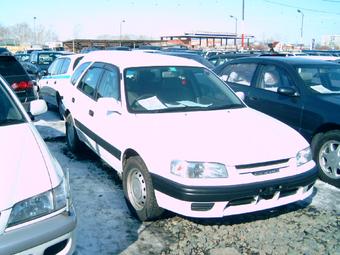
11,81,34,91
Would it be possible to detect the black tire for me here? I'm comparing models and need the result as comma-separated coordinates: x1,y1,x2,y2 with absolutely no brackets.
312,130,340,188
123,156,164,221
56,95,64,120
65,114,82,153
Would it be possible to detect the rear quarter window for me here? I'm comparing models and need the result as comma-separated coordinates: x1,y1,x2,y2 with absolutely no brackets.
0,56,26,76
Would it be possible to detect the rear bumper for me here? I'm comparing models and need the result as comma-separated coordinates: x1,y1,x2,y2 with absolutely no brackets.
0,206,76,255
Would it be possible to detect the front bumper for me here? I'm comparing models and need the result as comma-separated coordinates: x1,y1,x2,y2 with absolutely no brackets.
0,206,76,255
151,167,318,218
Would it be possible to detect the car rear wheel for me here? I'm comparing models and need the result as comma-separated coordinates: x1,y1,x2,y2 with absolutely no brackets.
65,114,82,153
57,95,64,120
313,130,340,188
123,156,164,221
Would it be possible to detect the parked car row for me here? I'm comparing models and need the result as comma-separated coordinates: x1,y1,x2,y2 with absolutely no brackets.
0,48,338,253
29,48,340,189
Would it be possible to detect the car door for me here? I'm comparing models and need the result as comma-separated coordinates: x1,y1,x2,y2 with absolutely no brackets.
90,64,122,170
39,58,64,105
52,57,71,103
71,63,104,150
246,64,304,132
63,61,92,113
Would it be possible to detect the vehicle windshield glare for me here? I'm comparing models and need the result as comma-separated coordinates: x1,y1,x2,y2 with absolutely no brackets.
296,65,340,94
38,53,61,65
0,82,25,126
124,66,244,113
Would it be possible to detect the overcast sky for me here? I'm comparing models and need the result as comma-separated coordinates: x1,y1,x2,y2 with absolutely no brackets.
2,0,340,44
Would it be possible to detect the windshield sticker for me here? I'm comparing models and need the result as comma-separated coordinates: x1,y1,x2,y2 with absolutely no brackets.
310,85,336,94
138,96,167,110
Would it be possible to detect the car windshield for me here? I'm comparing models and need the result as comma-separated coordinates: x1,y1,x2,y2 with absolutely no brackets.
124,66,244,113
296,65,340,94
38,53,61,65
0,80,26,126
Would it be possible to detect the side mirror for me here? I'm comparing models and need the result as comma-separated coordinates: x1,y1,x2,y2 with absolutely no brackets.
97,97,122,115
277,87,299,97
29,99,48,116
235,91,245,101
38,70,47,78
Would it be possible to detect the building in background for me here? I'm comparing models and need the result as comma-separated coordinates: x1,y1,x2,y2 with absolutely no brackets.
161,32,255,50
321,35,340,49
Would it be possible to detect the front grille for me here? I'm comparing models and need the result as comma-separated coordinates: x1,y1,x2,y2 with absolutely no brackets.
235,158,290,175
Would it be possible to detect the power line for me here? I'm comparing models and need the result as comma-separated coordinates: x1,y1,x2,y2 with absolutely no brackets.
263,0,340,15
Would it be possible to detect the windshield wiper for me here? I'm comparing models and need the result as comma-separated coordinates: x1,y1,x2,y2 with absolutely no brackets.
210,104,245,110
0,119,25,126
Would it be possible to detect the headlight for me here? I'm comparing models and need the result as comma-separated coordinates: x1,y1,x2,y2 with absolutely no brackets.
171,160,228,178
7,180,68,228
296,147,312,167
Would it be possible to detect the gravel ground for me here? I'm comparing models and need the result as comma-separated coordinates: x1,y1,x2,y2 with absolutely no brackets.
36,112,340,255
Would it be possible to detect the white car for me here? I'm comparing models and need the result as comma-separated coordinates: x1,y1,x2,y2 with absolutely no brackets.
64,51,318,220
0,75,76,254
38,54,84,119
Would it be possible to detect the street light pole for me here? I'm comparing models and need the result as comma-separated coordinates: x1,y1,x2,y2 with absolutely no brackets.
229,15,238,36
241,0,245,50
229,15,238,50
120,19,126,46
297,9,304,43
33,16,37,45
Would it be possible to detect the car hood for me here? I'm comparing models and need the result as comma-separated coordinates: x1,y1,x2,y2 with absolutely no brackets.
131,108,309,166
0,123,52,211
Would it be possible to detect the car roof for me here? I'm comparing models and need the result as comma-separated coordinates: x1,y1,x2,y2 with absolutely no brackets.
230,56,340,66
81,50,204,69
57,53,84,60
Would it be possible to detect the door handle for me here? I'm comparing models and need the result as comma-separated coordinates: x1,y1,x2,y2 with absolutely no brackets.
54,81,57,85
72,97,75,103
89,110,94,117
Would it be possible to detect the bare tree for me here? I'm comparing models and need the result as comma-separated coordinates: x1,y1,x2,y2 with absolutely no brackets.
1,22,58,46
9,23,32,45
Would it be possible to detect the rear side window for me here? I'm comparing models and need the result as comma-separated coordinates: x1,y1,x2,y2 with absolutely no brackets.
220,63,257,86
77,67,103,98
73,56,84,70
71,62,91,85
0,56,26,76
59,58,71,74
48,58,64,75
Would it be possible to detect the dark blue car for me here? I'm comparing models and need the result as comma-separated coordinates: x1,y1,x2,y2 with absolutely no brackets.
214,56,340,187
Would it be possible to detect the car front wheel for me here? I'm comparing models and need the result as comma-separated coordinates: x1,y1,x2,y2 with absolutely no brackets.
313,130,340,188
123,156,164,221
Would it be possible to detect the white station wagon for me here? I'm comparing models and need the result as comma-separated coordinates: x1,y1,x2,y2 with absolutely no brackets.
64,51,317,221
0,75,76,254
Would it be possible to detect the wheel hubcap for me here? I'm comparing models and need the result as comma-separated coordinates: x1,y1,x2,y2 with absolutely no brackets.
319,139,340,179
128,168,147,210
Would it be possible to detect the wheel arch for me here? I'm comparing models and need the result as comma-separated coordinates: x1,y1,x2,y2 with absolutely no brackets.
311,123,340,150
